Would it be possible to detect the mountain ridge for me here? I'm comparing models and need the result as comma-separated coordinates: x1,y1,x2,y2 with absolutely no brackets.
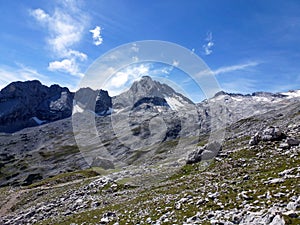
1,78,299,133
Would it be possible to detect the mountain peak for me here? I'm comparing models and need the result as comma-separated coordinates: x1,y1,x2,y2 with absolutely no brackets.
113,76,194,110
140,75,152,81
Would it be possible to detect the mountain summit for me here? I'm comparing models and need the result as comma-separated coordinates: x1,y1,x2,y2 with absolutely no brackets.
113,76,194,110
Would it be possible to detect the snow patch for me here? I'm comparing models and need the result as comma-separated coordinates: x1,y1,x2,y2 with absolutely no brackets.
165,96,185,110
231,97,243,102
31,116,46,125
73,104,84,114
253,96,271,102
97,107,113,116
107,107,113,114
281,90,300,99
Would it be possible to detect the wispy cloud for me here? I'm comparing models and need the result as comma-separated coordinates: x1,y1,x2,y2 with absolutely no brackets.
89,26,103,46
0,64,50,90
213,61,260,75
196,61,261,78
30,0,89,76
203,31,214,56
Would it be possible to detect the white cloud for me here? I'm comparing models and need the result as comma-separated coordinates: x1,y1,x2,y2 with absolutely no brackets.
30,8,50,22
89,26,103,46
48,59,83,77
30,1,89,77
172,60,179,67
68,50,87,61
103,64,150,96
203,31,214,56
131,43,139,53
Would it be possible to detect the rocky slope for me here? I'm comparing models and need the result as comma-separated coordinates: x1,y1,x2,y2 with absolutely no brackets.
0,77,299,224
0,97,299,224
0,77,299,187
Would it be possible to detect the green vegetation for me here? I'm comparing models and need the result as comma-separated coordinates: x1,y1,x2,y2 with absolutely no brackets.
2,133,299,224
27,169,99,188
39,145,79,159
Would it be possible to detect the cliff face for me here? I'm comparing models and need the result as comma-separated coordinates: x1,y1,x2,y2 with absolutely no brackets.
0,80,74,133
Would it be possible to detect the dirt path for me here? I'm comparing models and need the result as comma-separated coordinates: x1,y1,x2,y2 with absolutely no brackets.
0,189,27,217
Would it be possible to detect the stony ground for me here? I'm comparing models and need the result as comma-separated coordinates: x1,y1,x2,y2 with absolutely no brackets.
0,121,299,225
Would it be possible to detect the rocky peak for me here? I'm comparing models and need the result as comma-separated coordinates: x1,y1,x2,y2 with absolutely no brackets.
113,76,194,110
0,80,48,99
129,76,171,98
0,80,74,133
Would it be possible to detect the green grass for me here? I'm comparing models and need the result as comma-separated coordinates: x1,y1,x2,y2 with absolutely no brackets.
27,169,100,188
39,145,79,159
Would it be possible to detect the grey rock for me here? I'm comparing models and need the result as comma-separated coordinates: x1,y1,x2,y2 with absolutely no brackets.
187,141,222,164
186,147,204,164
269,215,285,225
264,178,285,184
261,126,284,141
286,201,297,211
286,137,300,146
279,142,290,149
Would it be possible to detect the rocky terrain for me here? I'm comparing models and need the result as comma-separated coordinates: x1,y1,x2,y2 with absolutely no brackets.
0,77,299,224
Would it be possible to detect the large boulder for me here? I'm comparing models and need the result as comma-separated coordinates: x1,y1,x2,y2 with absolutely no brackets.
249,126,285,145
187,142,222,164
286,137,300,146
261,126,284,141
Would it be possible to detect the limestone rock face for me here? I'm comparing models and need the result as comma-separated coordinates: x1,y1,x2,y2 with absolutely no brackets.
0,81,74,133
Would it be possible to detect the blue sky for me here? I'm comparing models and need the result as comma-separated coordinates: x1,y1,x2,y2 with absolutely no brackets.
0,0,300,102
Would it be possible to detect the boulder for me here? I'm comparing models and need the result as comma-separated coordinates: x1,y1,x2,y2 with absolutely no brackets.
261,126,284,141
186,147,204,164
279,142,290,149
249,132,261,146
249,126,285,146
187,141,222,164
286,137,300,146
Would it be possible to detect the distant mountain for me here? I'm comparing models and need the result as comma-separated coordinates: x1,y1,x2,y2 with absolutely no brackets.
0,80,74,133
1,78,299,134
